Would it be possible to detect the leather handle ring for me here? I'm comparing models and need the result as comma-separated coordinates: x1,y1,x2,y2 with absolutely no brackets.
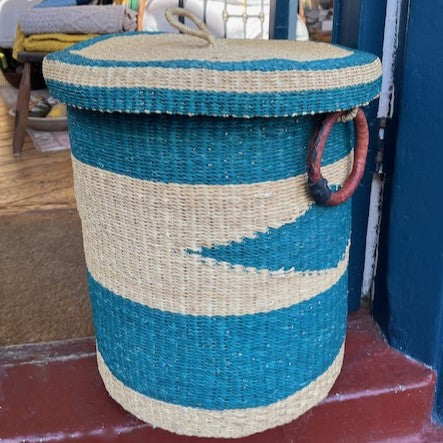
307,108,369,206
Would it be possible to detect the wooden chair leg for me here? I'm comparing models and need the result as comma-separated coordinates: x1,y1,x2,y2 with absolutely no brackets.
13,62,31,157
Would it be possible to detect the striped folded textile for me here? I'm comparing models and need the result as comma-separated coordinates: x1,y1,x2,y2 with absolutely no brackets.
35,0,94,7
20,5,136,35
35,0,77,6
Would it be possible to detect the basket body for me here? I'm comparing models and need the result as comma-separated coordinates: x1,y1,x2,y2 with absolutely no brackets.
44,29,381,438
68,108,354,438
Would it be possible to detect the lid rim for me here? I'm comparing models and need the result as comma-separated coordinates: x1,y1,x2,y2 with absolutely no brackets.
46,77,381,118
43,33,382,117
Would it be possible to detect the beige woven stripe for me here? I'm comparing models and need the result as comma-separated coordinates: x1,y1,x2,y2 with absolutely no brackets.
97,343,345,438
73,34,352,62
73,154,351,315
73,152,352,250
45,58,381,93
85,239,349,315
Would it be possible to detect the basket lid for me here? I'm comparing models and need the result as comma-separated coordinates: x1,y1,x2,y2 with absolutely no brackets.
43,8,381,118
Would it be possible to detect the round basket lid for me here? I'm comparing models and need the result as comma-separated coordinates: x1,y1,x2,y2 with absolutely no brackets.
43,10,381,117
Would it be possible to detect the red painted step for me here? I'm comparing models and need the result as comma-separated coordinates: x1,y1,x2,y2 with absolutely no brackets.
0,312,437,442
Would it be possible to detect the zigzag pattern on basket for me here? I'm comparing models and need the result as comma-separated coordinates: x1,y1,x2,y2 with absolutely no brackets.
189,201,351,272
70,110,354,314
74,154,352,315
44,24,383,436
68,111,351,433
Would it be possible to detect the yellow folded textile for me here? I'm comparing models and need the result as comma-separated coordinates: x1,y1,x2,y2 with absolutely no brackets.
13,25,97,59
12,25,25,60
24,32,99,52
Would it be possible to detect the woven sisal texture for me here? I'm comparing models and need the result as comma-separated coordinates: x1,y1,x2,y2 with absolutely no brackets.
43,33,382,117
96,344,345,438
66,110,353,437
44,30,382,436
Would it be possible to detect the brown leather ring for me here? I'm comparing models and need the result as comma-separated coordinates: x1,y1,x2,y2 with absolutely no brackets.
307,108,369,206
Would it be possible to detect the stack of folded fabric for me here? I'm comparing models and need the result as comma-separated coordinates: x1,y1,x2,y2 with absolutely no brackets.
34,0,97,7
20,4,137,34
14,2,137,57
13,27,99,56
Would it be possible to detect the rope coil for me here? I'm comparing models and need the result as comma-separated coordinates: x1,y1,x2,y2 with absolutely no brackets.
165,7,215,46
337,107,359,123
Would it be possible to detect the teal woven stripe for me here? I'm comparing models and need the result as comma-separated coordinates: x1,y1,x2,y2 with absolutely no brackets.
46,32,378,72
90,271,347,410
67,109,354,184
48,77,381,117
191,198,351,271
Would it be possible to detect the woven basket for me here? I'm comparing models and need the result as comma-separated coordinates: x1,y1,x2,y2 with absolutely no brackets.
43,8,381,438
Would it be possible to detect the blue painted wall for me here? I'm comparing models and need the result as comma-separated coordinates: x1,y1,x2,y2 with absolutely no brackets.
271,0,298,40
333,0,386,311
373,0,443,422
